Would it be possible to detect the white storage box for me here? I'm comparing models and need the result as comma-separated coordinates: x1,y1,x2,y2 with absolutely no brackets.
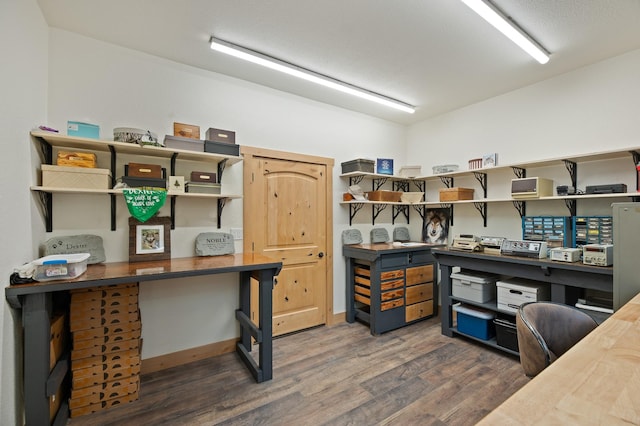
451,271,499,303
42,165,111,189
399,166,422,178
33,253,90,282
497,278,550,313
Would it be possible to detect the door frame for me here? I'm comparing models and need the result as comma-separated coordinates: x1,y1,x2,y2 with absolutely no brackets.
240,145,335,326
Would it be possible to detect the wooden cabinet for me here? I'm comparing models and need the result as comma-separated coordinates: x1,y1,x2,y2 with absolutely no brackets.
29,131,242,231
344,243,440,335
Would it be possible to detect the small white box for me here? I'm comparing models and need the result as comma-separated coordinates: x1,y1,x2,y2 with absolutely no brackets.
399,166,422,178
497,278,550,313
32,253,90,282
451,271,499,303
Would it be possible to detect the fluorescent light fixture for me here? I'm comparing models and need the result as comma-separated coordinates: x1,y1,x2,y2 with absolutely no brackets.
210,36,415,114
461,0,550,64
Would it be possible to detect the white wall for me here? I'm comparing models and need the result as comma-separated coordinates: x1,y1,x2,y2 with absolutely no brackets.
0,1,49,424
46,29,406,359
407,49,640,242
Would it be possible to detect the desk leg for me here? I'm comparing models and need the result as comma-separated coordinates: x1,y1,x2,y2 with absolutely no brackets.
345,257,355,323
257,269,274,382
23,293,53,426
439,264,454,337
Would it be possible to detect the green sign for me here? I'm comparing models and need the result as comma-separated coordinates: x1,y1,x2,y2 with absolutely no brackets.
123,188,167,222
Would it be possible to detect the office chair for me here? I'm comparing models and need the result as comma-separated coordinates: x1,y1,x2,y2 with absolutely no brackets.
516,301,598,378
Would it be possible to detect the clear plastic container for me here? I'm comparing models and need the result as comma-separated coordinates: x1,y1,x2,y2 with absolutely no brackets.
32,253,90,282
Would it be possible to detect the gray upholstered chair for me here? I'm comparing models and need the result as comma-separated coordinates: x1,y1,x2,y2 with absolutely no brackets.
516,301,598,378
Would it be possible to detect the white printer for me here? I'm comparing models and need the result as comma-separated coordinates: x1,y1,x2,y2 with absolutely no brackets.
496,278,550,313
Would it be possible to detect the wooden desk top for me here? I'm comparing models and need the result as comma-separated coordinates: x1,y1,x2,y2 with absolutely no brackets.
6,254,282,307
478,292,640,425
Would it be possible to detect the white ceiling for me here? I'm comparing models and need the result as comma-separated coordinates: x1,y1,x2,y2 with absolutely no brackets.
36,0,640,125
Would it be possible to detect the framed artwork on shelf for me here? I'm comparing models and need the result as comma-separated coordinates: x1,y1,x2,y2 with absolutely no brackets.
128,216,171,262
423,208,450,245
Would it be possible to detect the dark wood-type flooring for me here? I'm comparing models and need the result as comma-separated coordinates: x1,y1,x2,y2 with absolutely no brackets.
68,317,529,425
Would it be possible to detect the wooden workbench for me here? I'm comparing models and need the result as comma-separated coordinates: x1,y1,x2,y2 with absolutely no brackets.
477,291,640,424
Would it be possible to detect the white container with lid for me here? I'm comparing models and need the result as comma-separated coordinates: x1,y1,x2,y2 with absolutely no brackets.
32,253,90,282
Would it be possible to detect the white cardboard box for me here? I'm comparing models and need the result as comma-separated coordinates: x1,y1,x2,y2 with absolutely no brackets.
42,165,111,189
497,278,550,313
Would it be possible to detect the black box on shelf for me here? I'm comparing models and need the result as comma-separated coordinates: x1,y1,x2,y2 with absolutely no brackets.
204,140,240,156
494,317,518,352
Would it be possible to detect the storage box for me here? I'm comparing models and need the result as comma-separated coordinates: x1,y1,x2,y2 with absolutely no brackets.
206,127,236,144
190,171,217,183
57,151,97,168
497,278,550,313
366,190,402,202
439,187,474,201
204,140,240,156
451,271,498,303
173,122,200,139
186,182,221,194
399,166,422,178
341,159,375,174
453,304,496,340
42,165,111,189
376,158,394,175
432,164,459,174
494,317,519,352
50,313,67,370
163,134,204,152
121,175,166,189
33,253,90,282
67,121,99,139
125,163,163,179
468,158,483,170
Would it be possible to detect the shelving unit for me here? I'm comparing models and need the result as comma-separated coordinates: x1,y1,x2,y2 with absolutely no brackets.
340,146,640,227
30,131,242,231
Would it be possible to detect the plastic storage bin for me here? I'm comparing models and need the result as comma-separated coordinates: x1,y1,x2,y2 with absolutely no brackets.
451,271,498,303
453,304,496,340
33,253,90,282
494,317,519,352
497,278,550,313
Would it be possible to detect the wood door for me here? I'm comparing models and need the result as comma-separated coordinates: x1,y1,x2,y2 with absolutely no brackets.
242,147,334,336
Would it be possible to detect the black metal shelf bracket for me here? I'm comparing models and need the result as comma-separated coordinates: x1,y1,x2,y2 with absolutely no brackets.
512,167,526,179
372,177,388,190
412,180,425,193
412,204,426,222
513,200,526,218
349,203,365,226
35,191,52,232
218,159,228,183
393,180,409,192
109,145,117,231
564,198,577,216
170,195,177,229
563,160,577,189
392,205,409,224
372,203,387,224
631,151,640,193
439,176,454,188
217,198,227,229
473,202,488,227
473,172,488,198
348,175,364,186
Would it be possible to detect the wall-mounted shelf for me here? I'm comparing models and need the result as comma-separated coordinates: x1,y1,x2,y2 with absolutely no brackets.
30,131,242,231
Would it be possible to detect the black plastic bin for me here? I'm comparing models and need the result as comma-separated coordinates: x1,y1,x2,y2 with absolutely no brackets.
494,317,519,352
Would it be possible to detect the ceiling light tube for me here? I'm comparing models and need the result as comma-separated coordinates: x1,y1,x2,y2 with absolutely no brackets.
210,36,415,114
461,0,550,64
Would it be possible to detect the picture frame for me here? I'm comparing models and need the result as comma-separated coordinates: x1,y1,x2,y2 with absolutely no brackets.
423,208,450,245
128,216,171,262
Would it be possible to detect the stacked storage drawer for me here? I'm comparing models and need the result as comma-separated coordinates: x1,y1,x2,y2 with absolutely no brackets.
405,264,434,322
522,216,572,252
68,283,142,418
49,312,69,423
573,216,613,247
354,262,405,312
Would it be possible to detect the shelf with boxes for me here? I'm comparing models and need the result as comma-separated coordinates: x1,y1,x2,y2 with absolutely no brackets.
433,247,613,356
30,130,242,231
340,160,427,226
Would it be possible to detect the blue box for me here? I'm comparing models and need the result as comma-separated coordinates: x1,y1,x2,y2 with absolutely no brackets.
376,158,393,175
67,121,99,139
454,304,496,340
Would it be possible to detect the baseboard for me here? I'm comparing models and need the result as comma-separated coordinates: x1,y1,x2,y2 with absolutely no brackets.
141,338,238,374
330,311,346,325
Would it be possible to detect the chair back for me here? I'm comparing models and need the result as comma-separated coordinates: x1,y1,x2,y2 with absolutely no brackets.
516,302,598,377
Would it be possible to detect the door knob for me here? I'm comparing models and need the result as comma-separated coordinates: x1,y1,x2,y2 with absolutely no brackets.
318,252,324,258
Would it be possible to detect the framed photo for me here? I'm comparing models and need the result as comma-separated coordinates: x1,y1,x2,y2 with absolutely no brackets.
423,208,450,245
128,216,171,262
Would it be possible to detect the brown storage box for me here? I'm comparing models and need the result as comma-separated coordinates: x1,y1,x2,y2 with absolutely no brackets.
42,165,111,189
70,375,140,410
72,362,141,388
190,171,217,183
70,391,139,418
57,151,97,168
70,283,138,302
205,127,236,144
69,310,140,333
50,313,67,370
72,348,140,371
70,302,138,324
366,190,403,202
126,162,163,179
72,328,141,351
439,187,474,201
71,338,141,361
72,321,141,342
173,122,200,139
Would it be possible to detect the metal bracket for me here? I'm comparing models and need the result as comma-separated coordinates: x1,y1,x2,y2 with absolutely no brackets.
372,203,388,224
392,205,409,224
513,200,526,218
473,172,487,198
372,177,388,191
348,202,365,226
473,202,487,227
563,160,577,189
564,198,577,216
439,176,454,188
512,167,526,179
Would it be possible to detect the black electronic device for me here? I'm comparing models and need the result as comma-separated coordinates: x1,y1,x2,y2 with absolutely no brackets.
585,183,627,194
556,185,576,196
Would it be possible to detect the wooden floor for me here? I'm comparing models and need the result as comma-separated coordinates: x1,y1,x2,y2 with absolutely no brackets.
68,317,529,425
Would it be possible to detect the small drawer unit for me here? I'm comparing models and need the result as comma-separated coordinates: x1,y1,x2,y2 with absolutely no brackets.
345,244,437,335
496,278,550,313
573,216,613,247
451,271,499,303
522,216,572,252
